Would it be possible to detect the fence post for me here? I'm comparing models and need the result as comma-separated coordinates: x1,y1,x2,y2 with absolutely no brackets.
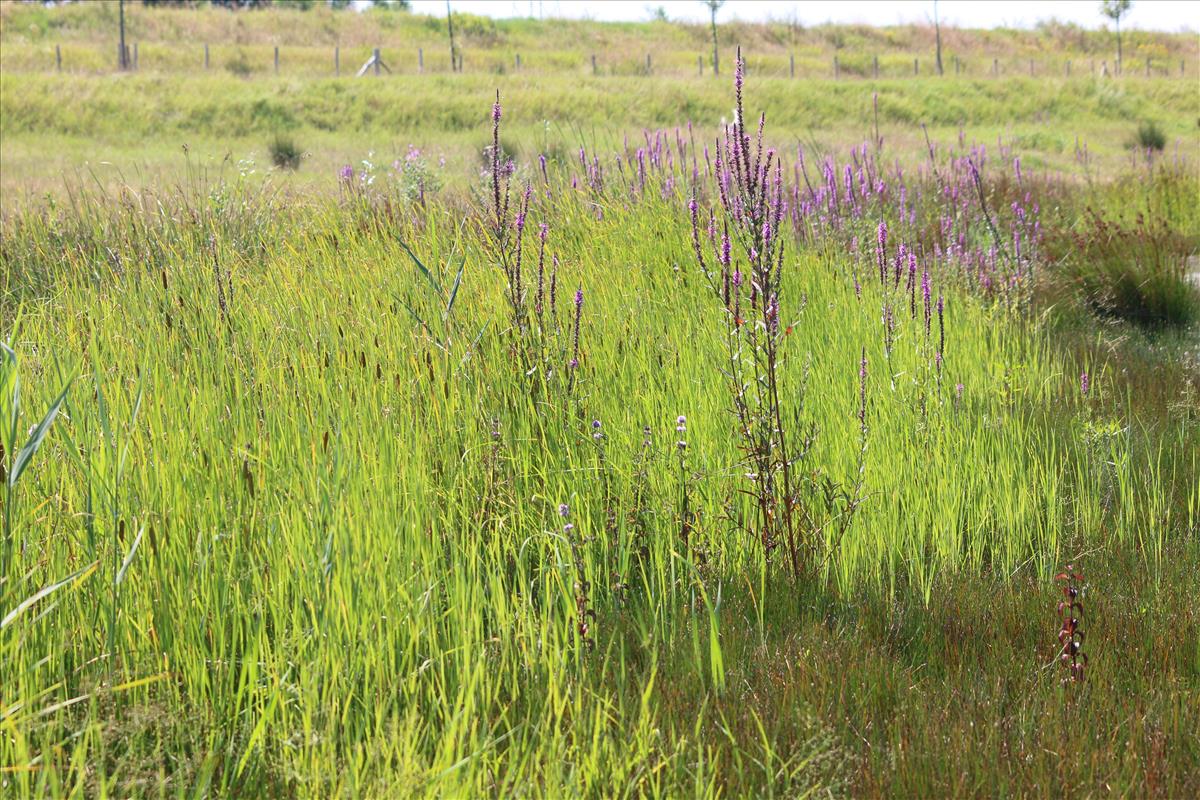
1181,58,1185,76
646,53,651,74
790,53,795,78
205,43,209,70
873,55,879,78
698,54,703,76
56,44,61,71
335,46,339,75
373,47,381,76
418,48,423,72
515,53,521,70
133,42,138,70
834,55,839,79
992,57,998,76
274,45,279,74
592,53,597,75
914,58,918,75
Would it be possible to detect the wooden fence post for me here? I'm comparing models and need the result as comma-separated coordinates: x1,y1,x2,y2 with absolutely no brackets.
992,57,998,76
873,54,879,78
419,48,423,72
373,47,381,76
834,55,839,79
592,54,597,75
790,53,795,78
515,53,521,70
698,54,703,76
914,57,918,75
335,46,340,75
274,45,279,73
133,42,138,70
204,43,209,69
56,44,61,71
646,53,651,74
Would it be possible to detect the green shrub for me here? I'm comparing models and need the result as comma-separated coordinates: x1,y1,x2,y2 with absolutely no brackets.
1064,207,1198,328
1134,119,1166,151
268,132,302,170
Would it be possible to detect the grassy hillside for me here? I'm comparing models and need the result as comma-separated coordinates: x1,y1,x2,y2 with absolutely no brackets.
2,1,1196,198
2,0,1197,75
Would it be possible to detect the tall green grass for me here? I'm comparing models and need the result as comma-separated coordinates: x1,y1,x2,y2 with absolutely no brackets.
1,142,1196,794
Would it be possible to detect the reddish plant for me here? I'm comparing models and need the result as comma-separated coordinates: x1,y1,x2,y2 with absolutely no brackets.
1055,565,1088,683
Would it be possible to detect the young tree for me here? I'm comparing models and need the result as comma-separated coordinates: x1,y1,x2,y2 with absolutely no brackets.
1100,0,1132,75
704,1,724,76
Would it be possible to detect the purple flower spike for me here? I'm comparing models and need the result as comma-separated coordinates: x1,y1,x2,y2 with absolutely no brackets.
1080,371,1090,396
559,503,570,517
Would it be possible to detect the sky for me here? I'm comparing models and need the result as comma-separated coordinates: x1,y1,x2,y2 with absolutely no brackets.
406,1,1199,32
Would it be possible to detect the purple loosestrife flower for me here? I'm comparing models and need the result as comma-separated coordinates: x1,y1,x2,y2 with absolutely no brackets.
689,196,706,272
859,347,868,434
876,220,888,284
937,294,945,358
1080,371,1089,396
922,269,932,337
491,92,504,229
338,164,354,184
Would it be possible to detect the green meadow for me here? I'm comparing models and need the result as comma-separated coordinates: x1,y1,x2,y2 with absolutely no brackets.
1,2,1198,797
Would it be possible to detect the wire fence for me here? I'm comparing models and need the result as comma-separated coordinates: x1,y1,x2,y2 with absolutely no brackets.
9,42,1193,81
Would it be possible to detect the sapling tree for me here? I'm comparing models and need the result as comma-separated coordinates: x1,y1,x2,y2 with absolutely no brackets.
704,1,724,76
1101,0,1132,75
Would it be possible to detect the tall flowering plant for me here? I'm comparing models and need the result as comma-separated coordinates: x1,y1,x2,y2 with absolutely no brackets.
691,49,865,579
483,92,582,396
